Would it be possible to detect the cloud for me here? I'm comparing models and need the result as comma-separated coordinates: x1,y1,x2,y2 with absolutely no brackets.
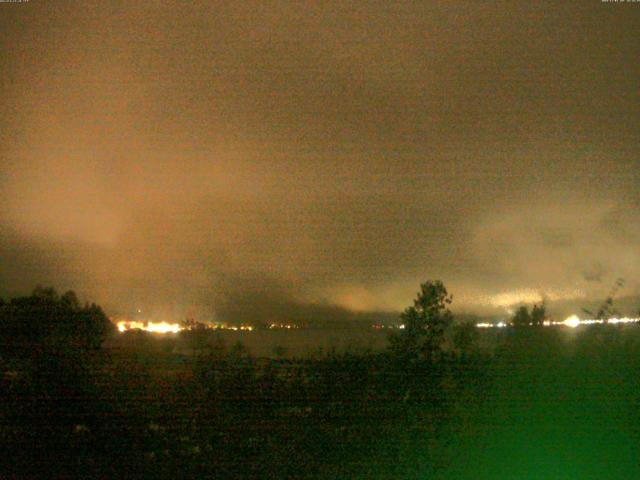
0,1,638,320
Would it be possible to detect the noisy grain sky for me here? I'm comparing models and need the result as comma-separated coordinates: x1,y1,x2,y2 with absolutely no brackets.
1,1,638,321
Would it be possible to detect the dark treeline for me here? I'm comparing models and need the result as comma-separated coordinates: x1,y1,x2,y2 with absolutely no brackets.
0,286,114,351
2,283,640,478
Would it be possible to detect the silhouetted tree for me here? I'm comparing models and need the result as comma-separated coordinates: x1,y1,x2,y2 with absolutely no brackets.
0,287,114,354
530,303,546,326
511,305,531,328
76,302,115,349
597,297,619,321
389,280,453,362
61,290,80,310
453,321,479,357
33,285,59,302
583,278,625,322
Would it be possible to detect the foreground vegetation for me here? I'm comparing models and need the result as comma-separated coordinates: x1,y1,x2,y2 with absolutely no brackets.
2,284,640,479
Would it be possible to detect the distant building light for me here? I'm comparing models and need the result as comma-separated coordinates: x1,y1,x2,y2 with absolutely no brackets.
563,315,581,328
116,320,181,334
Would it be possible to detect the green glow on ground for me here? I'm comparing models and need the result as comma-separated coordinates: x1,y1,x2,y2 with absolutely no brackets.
423,332,640,479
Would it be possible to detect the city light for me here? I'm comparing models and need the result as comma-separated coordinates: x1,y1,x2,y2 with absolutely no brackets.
563,315,581,328
117,320,182,334
115,319,257,334
472,315,640,329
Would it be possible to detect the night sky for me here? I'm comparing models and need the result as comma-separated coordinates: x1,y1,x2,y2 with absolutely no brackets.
1,1,639,322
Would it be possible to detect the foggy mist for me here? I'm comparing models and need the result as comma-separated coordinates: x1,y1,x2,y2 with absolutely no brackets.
1,1,638,321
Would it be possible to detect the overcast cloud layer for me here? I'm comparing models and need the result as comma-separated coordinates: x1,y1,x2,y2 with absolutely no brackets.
1,1,639,322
